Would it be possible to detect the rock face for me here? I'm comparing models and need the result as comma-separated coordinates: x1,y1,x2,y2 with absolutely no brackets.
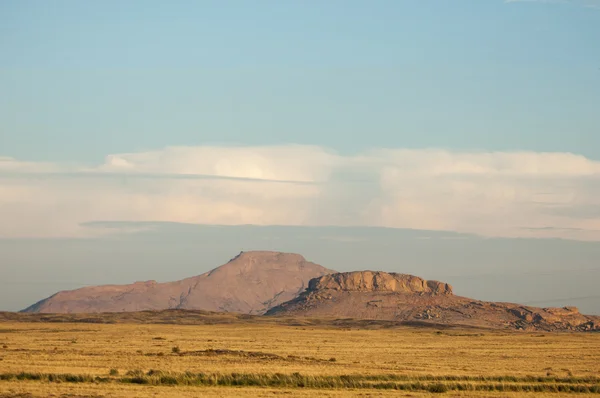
267,271,600,332
22,251,335,315
308,271,453,295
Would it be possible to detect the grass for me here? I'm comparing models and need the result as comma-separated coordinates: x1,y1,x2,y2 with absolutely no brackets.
0,319,599,397
0,382,438,398
1,370,599,393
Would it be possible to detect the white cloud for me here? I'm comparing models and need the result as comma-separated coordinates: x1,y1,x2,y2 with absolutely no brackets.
1,145,600,240
96,145,339,183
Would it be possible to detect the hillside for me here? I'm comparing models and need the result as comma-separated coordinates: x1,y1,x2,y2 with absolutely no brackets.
266,271,600,332
21,251,335,314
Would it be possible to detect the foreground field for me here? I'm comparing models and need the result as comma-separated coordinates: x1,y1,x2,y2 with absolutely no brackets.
0,318,599,397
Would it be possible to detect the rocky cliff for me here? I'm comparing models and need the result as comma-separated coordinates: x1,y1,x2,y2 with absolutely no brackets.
307,271,453,295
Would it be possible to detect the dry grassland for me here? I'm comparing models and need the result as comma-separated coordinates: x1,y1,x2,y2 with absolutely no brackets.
0,320,599,397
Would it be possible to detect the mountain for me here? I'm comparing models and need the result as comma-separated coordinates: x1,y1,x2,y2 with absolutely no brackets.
22,251,335,314
266,271,600,332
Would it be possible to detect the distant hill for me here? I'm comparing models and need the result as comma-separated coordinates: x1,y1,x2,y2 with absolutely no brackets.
21,251,335,314
266,271,600,332
20,254,600,332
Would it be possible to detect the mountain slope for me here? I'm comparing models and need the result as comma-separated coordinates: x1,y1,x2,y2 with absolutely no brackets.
22,251,335,314
266,271,600,332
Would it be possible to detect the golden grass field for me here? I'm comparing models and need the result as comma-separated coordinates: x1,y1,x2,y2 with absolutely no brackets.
0,317,599,397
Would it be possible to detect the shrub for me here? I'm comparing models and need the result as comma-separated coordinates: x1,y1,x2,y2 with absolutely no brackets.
428,383,449,393
172,346,181,354
127,376,148,384
64,374,86,382
159,375,178,385
109,369,119,376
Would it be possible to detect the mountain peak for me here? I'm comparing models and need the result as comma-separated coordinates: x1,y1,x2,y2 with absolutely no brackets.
230,251,307,263
206,251,319,278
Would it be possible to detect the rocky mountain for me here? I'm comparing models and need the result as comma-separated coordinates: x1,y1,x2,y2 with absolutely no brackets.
20,255,599,332
22,251,335,314
266,271,600,332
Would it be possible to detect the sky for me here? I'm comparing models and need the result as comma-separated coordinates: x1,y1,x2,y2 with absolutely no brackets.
1,1,599,312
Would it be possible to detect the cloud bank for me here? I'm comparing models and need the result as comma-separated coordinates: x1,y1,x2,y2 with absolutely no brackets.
1,145,600,240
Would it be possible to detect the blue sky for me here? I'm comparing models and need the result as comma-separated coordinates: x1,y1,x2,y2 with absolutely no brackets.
1,1,600,312
1,0,599,161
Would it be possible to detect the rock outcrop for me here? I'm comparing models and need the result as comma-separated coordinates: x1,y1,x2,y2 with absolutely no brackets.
308,271,452,295
22,251,335,315
267,271,600,332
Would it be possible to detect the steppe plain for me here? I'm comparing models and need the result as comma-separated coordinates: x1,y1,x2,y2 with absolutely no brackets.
0,311,599,397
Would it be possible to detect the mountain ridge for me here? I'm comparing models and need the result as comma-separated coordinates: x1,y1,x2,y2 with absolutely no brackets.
20,252,600,332
22,251,335,314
